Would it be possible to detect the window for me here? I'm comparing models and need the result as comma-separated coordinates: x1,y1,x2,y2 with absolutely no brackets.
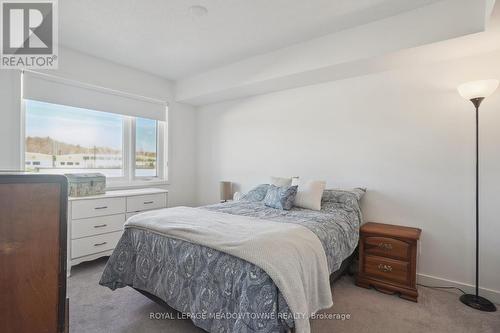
135,117,157,177
25,100,124,177
24,99,167,184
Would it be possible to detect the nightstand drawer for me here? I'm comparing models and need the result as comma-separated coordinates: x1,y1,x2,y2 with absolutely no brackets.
357,222,421,301
365,236,409,260
364,255,409,285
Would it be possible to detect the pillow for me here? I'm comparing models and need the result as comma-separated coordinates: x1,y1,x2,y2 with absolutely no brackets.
240,184,270,202
294,180,326,211
270,176,300,187
321,188,366,213
321,188,366,204
263,185,298,210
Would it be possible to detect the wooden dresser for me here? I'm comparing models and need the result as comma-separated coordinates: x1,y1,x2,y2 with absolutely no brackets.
68,188,168,274
356,222,421,302
0,174,67,333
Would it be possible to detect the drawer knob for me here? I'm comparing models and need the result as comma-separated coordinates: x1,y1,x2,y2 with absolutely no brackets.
143,201,154,204
378,242,393,250
377,264,393,272
94,206,108,210
94,242,107,247
93,224,107,228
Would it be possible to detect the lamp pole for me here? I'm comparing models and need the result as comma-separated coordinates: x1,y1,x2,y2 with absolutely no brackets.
472,97,482,298
458,96,496,312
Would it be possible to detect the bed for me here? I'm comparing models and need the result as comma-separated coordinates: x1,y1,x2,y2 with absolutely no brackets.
99,188,363,333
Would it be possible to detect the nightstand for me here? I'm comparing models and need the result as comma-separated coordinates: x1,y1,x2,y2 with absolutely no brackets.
356,222,421,302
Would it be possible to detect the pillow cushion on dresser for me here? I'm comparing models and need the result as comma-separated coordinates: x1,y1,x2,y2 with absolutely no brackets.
294,180,326,211
263,185,298,210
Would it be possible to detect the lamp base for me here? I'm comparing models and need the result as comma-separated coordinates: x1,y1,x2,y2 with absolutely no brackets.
460,294,497,312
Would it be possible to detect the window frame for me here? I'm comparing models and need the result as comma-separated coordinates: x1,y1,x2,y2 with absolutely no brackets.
131,117,161,181
20,99,169,188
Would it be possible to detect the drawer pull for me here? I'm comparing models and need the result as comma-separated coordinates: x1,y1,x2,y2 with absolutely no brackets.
143,201,154,204
94,206,108,210
378,242,393,250
93,224,107,228
94,242,107,247
378,264,393,272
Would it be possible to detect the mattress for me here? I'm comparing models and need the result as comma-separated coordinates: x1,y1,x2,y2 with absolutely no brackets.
100,193,362,332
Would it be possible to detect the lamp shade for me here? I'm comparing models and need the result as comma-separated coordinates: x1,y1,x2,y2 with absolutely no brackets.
220,181,232,201
457,79,499,100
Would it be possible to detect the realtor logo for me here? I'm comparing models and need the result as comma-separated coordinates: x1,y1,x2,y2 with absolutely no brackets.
1,0,58,68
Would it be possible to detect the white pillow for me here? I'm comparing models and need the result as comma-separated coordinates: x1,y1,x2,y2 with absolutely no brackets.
270,176,299,187
294,180,326,211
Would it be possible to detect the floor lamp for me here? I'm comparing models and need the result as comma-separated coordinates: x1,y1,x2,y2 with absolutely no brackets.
457,79,499,312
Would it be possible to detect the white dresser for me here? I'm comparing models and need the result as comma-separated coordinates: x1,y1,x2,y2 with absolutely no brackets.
67,188,168,274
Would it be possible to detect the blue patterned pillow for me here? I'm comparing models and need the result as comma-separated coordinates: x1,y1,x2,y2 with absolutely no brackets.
241,184,270,202
263,185,298,210
321,188,366,212
321,188,366,203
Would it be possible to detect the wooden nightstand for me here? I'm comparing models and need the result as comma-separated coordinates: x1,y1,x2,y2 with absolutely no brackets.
356,222,421,302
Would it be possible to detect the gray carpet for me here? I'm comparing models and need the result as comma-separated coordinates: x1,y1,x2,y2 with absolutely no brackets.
69,258,500,333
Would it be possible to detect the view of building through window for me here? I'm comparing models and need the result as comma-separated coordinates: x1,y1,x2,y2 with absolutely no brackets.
25,100,158,178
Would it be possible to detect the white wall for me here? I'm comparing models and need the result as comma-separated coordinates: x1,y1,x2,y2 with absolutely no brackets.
0,47,198,207
196,49,500,300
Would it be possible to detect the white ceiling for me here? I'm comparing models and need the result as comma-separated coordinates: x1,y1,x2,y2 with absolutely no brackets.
60,0,441,80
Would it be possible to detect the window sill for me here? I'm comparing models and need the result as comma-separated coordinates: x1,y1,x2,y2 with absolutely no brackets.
106,179,169,190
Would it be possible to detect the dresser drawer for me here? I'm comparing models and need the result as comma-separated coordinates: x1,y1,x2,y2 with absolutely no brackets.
72,197,126,219
72,214,126,239
364,236,410,260
364,255,409,285
71,231,123,259
126,193,167,213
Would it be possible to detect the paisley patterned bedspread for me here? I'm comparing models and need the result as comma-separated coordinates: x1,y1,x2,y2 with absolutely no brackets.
99,192,362,333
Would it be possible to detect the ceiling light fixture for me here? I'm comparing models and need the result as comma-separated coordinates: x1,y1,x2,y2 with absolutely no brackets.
189,5,208,17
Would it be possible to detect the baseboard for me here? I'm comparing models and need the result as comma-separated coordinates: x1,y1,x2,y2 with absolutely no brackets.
417,273,500,305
